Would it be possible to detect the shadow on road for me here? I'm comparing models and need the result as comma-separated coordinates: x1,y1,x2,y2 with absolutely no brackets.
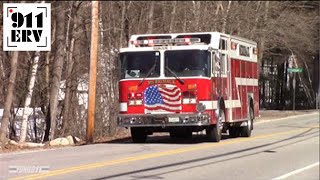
96,133,230,145
90,128,319,180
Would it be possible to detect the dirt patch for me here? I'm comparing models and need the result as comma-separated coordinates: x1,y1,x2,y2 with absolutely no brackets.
0,142,51,154
93,127,131,144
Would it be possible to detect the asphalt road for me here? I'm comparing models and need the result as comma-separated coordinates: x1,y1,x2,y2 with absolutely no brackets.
1,113,319,180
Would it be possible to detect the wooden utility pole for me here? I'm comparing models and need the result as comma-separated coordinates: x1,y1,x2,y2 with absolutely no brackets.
87,1,99,144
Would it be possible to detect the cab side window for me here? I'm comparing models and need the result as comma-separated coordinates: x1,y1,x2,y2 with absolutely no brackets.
212,52,227,75
219,39,227,50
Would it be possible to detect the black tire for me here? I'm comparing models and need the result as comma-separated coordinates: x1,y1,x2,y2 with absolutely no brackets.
206,110,224,142
229,126,241,138
206,125,221,142
240,107,254,137
131,127,147,143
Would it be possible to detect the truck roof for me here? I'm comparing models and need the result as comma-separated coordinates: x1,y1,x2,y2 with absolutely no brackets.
129,31,257,45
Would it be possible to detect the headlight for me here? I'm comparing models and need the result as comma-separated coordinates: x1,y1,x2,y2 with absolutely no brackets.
128,100,143,106
135,100,143,105
182,98,197,104
128,100,135,106
196,103,206,113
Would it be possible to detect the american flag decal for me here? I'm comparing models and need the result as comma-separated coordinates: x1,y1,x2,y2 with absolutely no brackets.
144,84,181,113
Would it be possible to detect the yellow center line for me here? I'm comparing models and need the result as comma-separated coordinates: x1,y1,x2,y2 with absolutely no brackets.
10,126,319,180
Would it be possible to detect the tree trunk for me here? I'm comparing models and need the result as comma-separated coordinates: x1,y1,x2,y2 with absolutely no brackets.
49,2,66,140
250,2,262,39
137,5,144,33
95,6,109,138
258,1,269,64
234,2,242,35
44,15,56,112
0,14,6,109
147,1,155,33
0,57,5,80
0,52,19,147
213,1,224,31
182,2,187,32
215,1,223,15
192,1,201,31
19,51,40,143
43,51,51,142
61,1,80,136
280,63,286,108
124,1,131,42
261,59,266,108
201,2,208,31
301,57,315,100
221,1,232,33
45,52,51,105
292,55,314,107
0,56,5,106
119,1,126,48
61,32,75,136
169,1,177,33
161,2,167,32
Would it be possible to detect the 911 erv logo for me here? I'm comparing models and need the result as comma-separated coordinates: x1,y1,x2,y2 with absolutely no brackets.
3,3,51,51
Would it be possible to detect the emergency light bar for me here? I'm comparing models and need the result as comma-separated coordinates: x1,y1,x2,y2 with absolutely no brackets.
131,37,201,47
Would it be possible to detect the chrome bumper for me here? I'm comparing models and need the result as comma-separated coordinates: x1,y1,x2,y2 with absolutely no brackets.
117,113,210,127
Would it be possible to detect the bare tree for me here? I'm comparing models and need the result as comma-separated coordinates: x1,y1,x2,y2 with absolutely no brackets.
19,51,40,143
0,52,19,146
213,1,224,31
169,1,177,33
258,1,269,63
192,1,201,31
61,1,81,136
147,1,155,33
221,1,232,33
47,2,66,141
119,1,127,48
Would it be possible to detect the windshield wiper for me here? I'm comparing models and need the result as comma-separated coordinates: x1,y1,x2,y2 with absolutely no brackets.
138,63,156,86
165,66,185,85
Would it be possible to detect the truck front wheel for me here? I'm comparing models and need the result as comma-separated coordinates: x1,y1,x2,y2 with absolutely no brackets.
206,125,221,142
131,127,147,143
206,109,224,142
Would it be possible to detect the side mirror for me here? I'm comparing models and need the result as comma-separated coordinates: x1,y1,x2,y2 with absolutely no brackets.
213,51,222,72
214,51,222,61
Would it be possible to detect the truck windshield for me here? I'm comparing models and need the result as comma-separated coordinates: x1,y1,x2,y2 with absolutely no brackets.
120,51,160,79
164,50,211,77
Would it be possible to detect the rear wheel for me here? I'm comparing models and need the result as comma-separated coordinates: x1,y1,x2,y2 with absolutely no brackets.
131,127,147,143
240,107,254,137
229,126,241,138
206,110,224,142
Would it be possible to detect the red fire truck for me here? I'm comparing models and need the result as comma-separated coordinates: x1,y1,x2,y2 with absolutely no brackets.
117,32,259,143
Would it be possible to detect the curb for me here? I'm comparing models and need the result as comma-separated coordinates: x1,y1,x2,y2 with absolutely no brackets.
256,112,319,125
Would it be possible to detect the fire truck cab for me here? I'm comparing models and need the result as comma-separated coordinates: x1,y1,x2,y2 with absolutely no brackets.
117,32,259,143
